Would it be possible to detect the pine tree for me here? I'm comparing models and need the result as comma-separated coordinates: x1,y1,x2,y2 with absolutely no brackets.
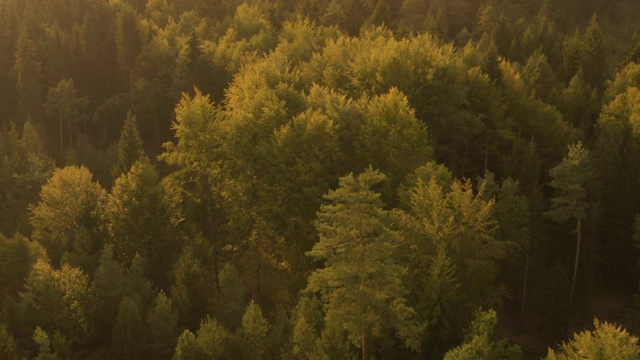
546,142,591,307
238,301,270,360
306,168,420,360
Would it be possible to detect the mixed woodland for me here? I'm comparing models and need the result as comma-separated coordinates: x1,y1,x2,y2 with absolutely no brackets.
4,0,640,358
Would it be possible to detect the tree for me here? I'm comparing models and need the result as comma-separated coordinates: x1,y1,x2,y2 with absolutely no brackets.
173,316,232,360
32,327,57,360
112,111,144,179
289,296,323,359
443,309,522,360
173,329,199,360
238,301,270,360
546,142,591,307
0,324,20,360
114,3,144,92
14,26,42,125
0,121,53,236
30,166,105,267
306,168,420,360
160,90,223,293
19,260,92,350
171,236,215,329
209,263,247,331
545,319,640,360
403,164,511,355
111,296,144,360
43,79,89,157
146,290,180,359
90,245,128,346
106,158,180,288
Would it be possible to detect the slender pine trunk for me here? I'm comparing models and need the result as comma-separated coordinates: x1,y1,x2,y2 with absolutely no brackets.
570,217,582,306
520,251,530,318
484,136,489,173
67,117,74,150
203,175,221,295
362,329,368,360
59,112,64,156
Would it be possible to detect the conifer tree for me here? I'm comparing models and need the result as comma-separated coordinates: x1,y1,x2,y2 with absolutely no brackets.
546,142,591,307
43,79,89,157
306,168,419,360
111,296,144,360
30,166,105,267
546,319,640,360
112,111,144,179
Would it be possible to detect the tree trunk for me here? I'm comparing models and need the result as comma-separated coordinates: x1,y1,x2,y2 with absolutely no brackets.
520,251,530,318
67,117,74,150
570,217,582,307
484,136,489,173
203,177,221,295
59,112,64,156
362,329,368,360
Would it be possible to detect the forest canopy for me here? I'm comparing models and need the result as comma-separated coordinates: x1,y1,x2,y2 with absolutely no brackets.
2,0,640,359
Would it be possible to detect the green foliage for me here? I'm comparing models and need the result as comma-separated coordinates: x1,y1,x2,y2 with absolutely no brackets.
106,158,179,287
14,26,42,124
238,301,271,359
0,324,20,360
33,327,56,360
290,296,323,359
173,329,199,360
444,309,522,360
171,236,215,329
210,263,247,331
0,233,47,298
112,111,144,179
173,316,232,360
4,0,640,357
43,78,89,155
0,122,53,236
545,319,640,360
30,166,105,267
307,168,420,356
546,142,591,223
111,296,144,360
19,260,92,349
146,291,180,359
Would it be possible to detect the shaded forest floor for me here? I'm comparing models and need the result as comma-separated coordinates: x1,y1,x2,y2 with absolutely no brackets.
497,286,636,359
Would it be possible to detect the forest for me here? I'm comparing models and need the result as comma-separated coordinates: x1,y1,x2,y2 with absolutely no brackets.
3,0,640,359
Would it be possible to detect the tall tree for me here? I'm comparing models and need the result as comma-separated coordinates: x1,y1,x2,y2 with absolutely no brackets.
29,166,105,267
19,260,92,351
160,90,223,293
111,296,144,360
238,301,271,360
546,319,640,360
0,122,53,236
443,309,522,360
146,291,180,359
43,79,89,157
306,168,420,360
14,26,42,125
106,158,180,288
112,111,144,179
546,142,591,307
